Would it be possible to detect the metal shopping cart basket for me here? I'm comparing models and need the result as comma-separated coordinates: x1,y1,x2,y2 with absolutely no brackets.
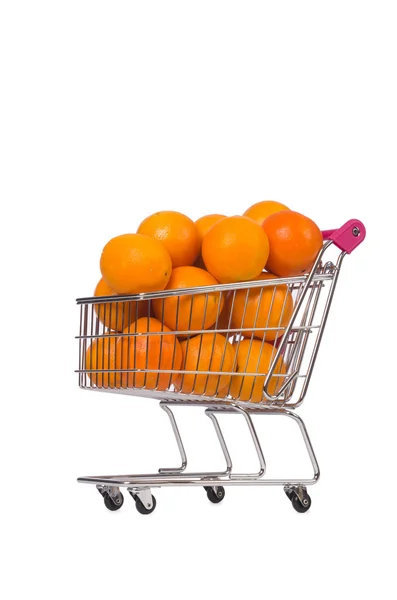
76,219,365,515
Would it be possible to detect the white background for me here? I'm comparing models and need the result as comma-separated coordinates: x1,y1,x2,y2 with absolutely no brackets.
1,1,396,599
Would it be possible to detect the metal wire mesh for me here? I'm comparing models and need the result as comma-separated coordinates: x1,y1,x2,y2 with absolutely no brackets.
76,249,341,409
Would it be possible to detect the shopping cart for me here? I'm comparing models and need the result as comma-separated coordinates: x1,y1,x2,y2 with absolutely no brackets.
76,219,365,515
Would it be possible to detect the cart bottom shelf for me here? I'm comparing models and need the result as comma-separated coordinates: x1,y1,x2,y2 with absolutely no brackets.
77,401,319,515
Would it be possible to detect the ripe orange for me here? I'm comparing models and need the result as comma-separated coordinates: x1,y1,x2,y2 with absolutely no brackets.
174,333,236,395
243,200,290,225
85,334,118,388
94,277,150,332
137,211,200,268
195,214,226,268
202,216,270,284
230,339,286,403
262,211,323,277
116,317,182,390
100,233,172,294
152,266,224,335
228,273,294,341
195,214,227,243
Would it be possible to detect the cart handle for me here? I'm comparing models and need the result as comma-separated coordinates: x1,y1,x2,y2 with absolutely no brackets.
322,219,366,254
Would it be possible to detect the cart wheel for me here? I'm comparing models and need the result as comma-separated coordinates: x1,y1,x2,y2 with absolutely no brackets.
206,486,225,504
284,487,294,501
133,494,157,515
103,491,124,511
290,491,311,513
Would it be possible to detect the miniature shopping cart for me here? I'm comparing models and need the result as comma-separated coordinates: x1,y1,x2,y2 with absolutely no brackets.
76,219,365,515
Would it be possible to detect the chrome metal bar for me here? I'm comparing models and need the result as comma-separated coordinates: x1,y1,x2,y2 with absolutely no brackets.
228,404,266,479
158,403,187,474
282,410,320,480
205,410,233,475
76,324,318,339
79,475,318,487
77,368,295,376
76,273,335,304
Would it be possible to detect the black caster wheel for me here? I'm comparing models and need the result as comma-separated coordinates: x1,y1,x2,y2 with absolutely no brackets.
287,490,311,513
130,492,157,515
284,487,294,501
206,486,225,504
103,491,124,511
291,492,311,513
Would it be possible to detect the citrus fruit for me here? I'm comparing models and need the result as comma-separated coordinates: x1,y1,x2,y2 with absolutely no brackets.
116,317,182,390
202,216,269,284
243,200,290,225
94,277,150,332
100,233,172,294
152,266,224,335
228,273,294,341
137,211,200,268
230,339,286,402
262,211,323,277
85,334,118,388
195,214,226,268
195,214,227,242
174,333,236,395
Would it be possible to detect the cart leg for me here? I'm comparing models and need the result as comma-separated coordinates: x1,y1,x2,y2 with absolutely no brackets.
205,409,233,475
158,402,188,474
230,405,266,478
207,404,267,479
283,409,320,482
158,402,233,478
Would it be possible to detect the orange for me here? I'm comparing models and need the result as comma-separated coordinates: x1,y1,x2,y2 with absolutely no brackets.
243,200,290,225
228,273,294,341
175,333,236,395
262,211,323,277
137,211,200,268
230,339,286,403
152,266,224,335
85,334,118,388
195,214,227,243
100,233,172,294
195,214,226,268
202,216,269,284
94,277,150,332
116,317,182,390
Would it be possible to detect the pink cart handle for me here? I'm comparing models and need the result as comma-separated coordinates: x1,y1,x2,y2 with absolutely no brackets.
322,219,366,254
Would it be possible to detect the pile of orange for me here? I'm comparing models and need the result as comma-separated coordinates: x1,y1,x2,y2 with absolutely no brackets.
86,202,323,403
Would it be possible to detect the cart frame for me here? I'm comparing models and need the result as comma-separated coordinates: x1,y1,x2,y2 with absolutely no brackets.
76,219,365,514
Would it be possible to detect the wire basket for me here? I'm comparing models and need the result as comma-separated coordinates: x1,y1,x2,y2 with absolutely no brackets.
76,222,363,409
